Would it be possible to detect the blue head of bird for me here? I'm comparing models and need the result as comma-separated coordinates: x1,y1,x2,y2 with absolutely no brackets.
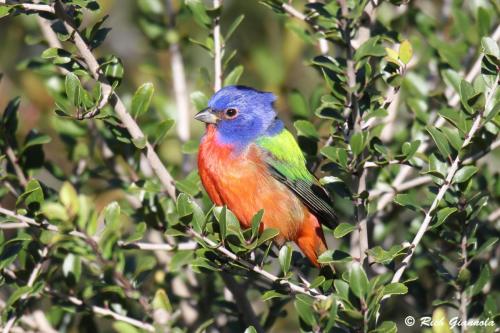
194,86,284,148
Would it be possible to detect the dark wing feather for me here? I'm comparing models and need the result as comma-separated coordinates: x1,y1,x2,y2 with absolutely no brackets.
268,166,338,229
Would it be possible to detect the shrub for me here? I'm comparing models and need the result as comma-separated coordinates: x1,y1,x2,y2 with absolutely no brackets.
0,1,498,332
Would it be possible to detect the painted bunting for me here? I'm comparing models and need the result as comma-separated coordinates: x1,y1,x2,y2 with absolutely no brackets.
195,86,337,266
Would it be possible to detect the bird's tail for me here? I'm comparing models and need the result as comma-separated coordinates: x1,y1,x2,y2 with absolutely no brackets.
295,214,328,267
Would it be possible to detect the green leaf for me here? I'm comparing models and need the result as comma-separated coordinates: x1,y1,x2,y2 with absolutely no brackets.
125,222,147,243
225,14,245,41
477,7,491,38
62,254,82,283
441,69,461,94
441,127,463,151
294,296,316,326
250,209,264,241
349,132,364,156
294,120,319,139
131,82,154,118
112,322,140,333
22,133,51,152
382,283,408,296
423,153,448,179
426,126,452,159
131,136,147,149
177,193,193,218
60,182,79,216
223,65,244,86
401,140,420,160
333,223,357,238
354,37,385,61
398,40,413,65
394,193,422,211
481,37,499,58
453,166,478,183
5,286,33,309
385,47,399,64
366,245,406,265
432,207,457,229
41,202,69,221
153,119,175,145
279,244,292,275
186,0,211,27
216,206,227,240
152,289,173,312
244,327,257,333
317,250,352,264
102,55,124,86
0,6,12,19
16,180,44,210
169,250,194,272
321,147,348,168
371,321,397,333
261,290,287,301
349,262,369,299
459,80,475,113
256,228,279,247
65,73,82,106
104,201,121,229
468,266,490,296
471,237,498,260
191,91,209,110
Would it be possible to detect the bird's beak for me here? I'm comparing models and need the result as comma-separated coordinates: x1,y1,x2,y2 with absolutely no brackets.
194,108,218,124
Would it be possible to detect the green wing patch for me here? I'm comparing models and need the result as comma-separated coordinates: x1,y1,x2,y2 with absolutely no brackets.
256,130,338,229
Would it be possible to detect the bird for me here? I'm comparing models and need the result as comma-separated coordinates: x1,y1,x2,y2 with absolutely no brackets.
195,85,337,267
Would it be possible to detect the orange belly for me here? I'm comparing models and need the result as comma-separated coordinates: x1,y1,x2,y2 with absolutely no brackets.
198,127,306,242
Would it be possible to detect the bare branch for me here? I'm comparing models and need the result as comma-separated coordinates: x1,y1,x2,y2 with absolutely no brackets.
488,207,500,223
5,146,28,187
29,1,178,200
372,26,500,213
44,288,155,332
165,0,191,143
387,76,497,289
213,0,222,91
0,206,196,252
186,227,328,301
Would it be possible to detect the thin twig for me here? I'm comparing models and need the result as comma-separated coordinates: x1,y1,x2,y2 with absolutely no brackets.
387,76,497,290
337,0,369,265
487,207,500,222
371,26,500,213
5,146,28,187
32,1,178,200
369,137,500,201
3,3,55,13
186,228,328,300
0,206,196,252
165,0,190,144
43,287,155,332
213,0,222,91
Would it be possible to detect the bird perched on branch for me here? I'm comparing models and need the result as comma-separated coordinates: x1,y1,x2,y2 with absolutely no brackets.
195,86,337,266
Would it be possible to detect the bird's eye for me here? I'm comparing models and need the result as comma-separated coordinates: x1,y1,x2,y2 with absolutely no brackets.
224,108,238,119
